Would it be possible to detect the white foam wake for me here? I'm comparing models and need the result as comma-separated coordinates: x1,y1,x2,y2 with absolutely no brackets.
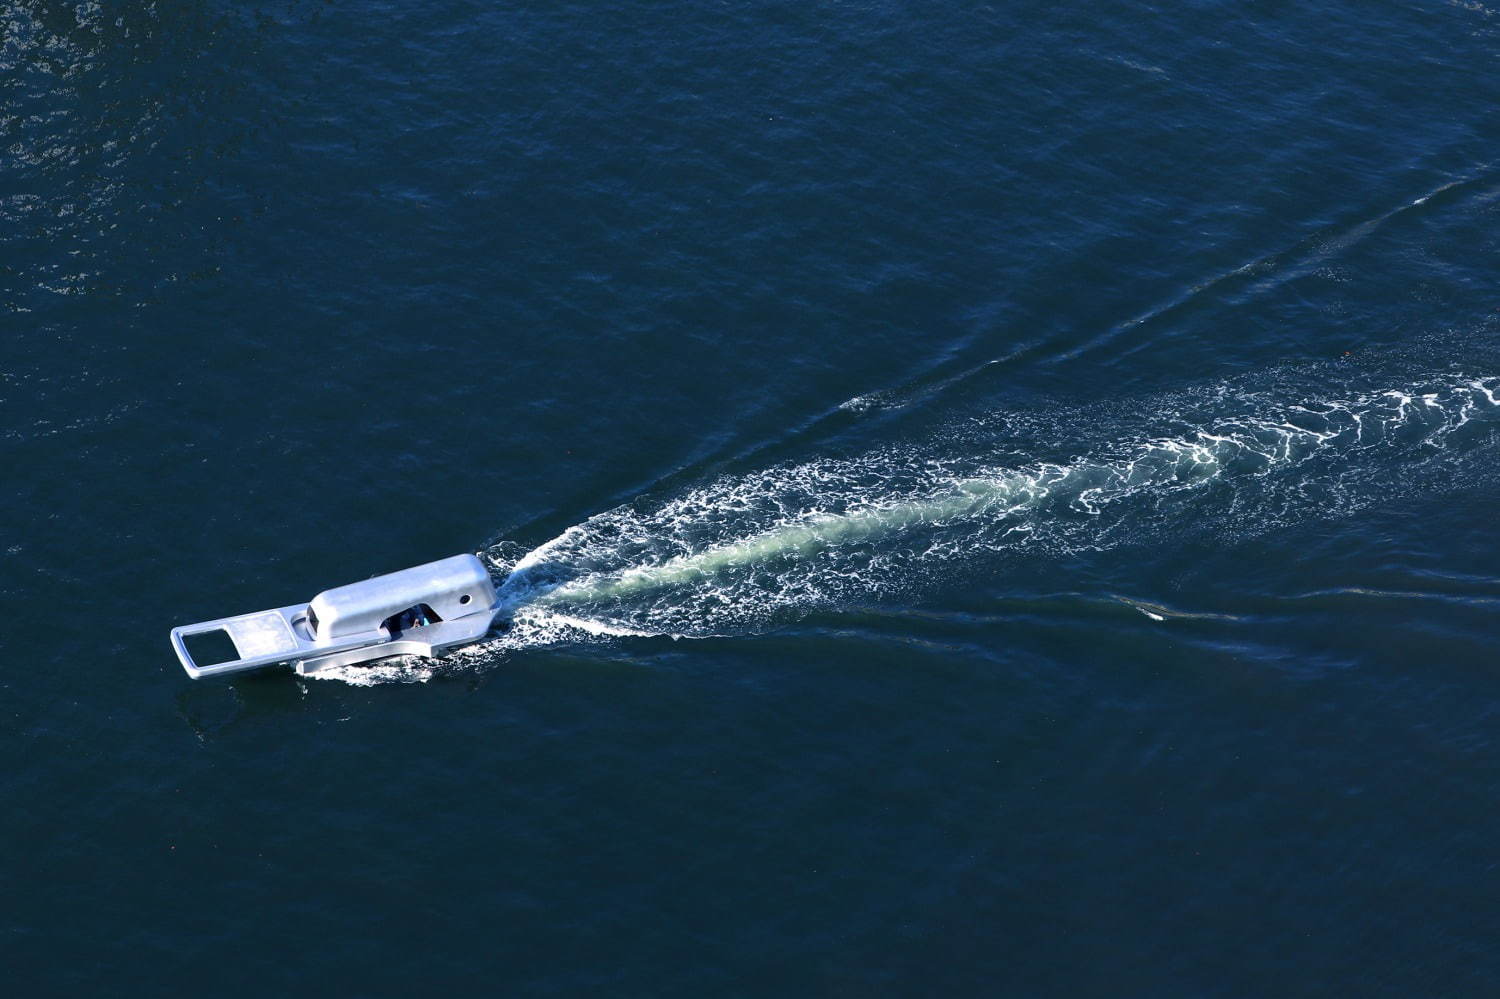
312,370,1500,682
493,373,1498,642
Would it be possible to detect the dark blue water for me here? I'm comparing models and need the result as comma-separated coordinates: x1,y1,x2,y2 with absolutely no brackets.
6,0,1500,992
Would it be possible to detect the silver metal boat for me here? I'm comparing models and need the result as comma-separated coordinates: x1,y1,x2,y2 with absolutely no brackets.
170,553,500,679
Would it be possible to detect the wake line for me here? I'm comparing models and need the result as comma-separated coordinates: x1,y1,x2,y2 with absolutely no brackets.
1059,166,1500,367
491,374,1499,634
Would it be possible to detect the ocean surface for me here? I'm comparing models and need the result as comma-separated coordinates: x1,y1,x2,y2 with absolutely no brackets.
5,0,1500,993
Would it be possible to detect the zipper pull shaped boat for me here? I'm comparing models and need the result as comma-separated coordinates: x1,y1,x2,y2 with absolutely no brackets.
169,553,500,679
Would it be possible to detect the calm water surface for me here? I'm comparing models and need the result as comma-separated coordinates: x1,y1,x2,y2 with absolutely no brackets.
5,0,1500,993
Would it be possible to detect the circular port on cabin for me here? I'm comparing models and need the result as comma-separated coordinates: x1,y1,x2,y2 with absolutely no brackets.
459,593,471,605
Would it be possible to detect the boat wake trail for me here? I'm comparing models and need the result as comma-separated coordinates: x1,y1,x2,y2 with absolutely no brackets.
321,366,1500,683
